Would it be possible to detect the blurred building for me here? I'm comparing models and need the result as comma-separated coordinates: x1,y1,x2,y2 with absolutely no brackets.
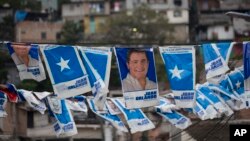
62,2,84,23
15,21,63,43
126,0,190,43
195,0,250,42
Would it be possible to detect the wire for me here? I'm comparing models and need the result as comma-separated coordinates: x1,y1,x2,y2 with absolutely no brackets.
203,114,234,141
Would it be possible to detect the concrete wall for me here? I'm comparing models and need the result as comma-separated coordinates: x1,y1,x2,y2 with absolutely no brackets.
62,3,84,22
207,25,234,40
15,21,63,43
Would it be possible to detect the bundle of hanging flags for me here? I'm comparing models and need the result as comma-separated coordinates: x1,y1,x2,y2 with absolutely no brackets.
0,41,249,137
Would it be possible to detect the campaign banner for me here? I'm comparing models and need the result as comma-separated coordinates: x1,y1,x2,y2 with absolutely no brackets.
0,83,18,103
196,84,233,116
0,91,7,117
78,47,111,110
40,45,91,99
106,98,121,115
194,90,218,120
155,98,192,129
66,95,88,113
227,67,247,107
159,46,196,108
33,91,52,100
114,47,159,109
46,96,77,137
244,42,250,107
18,89,47,114
87,98,128,132
202,43,230,80
112,98,155,133
7,43,46,81
208,83,245,110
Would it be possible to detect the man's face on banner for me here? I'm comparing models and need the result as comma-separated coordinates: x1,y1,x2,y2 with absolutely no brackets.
12,45,30,58
127,52,149,80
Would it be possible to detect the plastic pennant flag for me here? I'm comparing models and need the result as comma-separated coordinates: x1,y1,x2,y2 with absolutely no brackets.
202,43,230,80
18,89,47,114
66,96,88,113
87,98,128,132
159,46,196,108
193,102,210,120
0,91,8,117
155,98,192,129
112,98,155,134
33,91,52,100
196,84,233,116
195,90,218,120
227,67,247,106
79,47,112,87
0,83,18,103
78,47,111,110
243,41,250,107
105,98,121,115
208,83,245,110
40,45,91,99
114,47,159,109
6,43,46,81
46,96,77,137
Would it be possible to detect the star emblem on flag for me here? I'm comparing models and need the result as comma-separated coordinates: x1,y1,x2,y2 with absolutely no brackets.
236,80,241,89
197,93,206,101
57,57,70,72
169,65,184,79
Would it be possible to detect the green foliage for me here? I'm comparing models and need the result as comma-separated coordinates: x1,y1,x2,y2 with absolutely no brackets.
58,21,84,44
104,4,174,44
0,0,41,11
0,50,11,83
0,16,15,41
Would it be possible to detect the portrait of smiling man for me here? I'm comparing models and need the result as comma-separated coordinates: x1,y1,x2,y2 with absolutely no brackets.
122,49,157,92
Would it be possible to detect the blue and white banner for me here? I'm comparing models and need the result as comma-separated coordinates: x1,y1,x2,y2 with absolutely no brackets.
112,98,155,133
106,98,121,115
227,67,247,107
208,83,245,110
155,98,192,129
114,47,159,109
40,45,91,99
46,96,77,137
202,43,230,80
196,84,233,116
244,42,250,107
194,90,218,120
87,98,128,132
7,43,46,81
33,91,52,100
66,96,88,113
18,89,47,114
159,46,196,108
0,91,7,117
78,47,111,110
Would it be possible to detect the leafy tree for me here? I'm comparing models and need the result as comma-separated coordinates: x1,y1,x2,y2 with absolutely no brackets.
104,4,174,44
58,21,84,44
0,16,15,41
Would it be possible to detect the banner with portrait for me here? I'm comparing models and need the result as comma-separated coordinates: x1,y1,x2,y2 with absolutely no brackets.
40,45,91,99
7,43,46,81
159,46,196,108
78,47,111,110
114,47,159,109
